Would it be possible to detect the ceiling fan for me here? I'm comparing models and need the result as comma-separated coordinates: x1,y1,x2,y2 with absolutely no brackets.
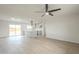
41,4,61,17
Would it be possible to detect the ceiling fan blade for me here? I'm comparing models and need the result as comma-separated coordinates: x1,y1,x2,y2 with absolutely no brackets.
49,13,53,16
48,8,61,12
45,4,48,12
41,14,45,17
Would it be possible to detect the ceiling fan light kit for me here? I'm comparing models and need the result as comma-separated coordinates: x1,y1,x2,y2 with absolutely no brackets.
45,12,49,15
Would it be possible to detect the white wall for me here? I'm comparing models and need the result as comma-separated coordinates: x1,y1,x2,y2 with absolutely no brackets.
0,20,9,37
0,20,27,37
45,5,79,43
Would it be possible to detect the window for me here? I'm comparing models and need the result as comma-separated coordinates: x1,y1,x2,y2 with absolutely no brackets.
9,24,21,36
26,25,32,31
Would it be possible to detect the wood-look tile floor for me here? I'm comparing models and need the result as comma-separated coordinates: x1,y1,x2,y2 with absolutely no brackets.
0,36,79,54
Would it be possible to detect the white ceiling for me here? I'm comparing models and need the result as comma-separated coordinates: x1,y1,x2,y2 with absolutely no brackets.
0,4,79,22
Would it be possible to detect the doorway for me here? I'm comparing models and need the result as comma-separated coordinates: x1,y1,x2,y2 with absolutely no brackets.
9,24,21,36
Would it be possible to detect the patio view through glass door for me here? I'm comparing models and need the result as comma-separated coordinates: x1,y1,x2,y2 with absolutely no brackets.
9,24,21,36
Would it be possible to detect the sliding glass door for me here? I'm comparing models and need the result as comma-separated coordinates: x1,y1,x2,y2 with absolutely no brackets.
9,24,21,36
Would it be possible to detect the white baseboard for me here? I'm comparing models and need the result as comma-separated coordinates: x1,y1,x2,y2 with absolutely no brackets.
46,33,79,44
0,35,8,38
